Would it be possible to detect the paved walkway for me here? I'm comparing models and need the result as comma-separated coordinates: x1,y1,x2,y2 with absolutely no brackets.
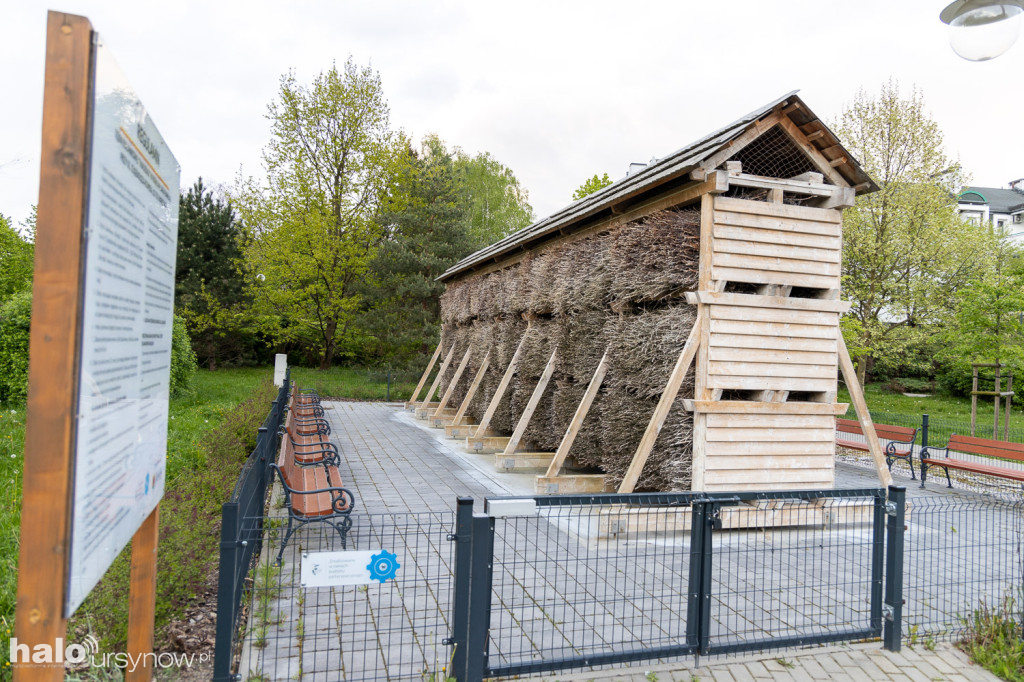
235,402,1016,681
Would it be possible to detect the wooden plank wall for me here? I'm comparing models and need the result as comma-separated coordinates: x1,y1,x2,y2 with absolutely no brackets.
692,194,847,492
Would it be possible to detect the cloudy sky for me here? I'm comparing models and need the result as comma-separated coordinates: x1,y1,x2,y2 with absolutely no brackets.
3,1,1023,229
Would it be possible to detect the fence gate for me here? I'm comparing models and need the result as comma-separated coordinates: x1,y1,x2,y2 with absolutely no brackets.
450,488,904,681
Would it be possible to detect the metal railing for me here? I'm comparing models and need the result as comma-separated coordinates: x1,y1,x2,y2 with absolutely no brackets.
213,371,290,682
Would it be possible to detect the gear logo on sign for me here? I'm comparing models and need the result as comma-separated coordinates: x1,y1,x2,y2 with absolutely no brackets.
366,550,400,583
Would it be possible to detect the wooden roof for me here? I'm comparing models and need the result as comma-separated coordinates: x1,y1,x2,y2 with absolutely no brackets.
439,91,877,283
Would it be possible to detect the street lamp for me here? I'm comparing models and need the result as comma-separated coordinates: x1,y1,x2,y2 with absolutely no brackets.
941,1,1024,61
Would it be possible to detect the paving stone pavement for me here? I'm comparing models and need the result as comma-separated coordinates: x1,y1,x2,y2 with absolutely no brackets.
233,402,1020,681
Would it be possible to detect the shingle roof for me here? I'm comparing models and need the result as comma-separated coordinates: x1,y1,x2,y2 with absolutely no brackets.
959,186,1024,214
439,91,876,282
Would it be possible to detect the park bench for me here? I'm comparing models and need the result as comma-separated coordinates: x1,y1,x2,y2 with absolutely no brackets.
836,418,919,479
270,389,355,565
919,434,1024,489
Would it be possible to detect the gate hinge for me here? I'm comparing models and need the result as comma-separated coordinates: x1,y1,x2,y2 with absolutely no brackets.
446,533,457,542
885,501,898,516
442,637,454,646
882,604,893,621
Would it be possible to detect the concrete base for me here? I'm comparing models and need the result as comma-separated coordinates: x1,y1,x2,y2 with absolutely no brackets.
466,435,533,454
406,401,440,412
415,406,456,420
536,474,613,494
446,423,500,439
495,452,557,473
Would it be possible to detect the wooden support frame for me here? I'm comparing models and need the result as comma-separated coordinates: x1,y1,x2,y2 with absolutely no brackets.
452,352,490,426
503,348,558,457
618,322,702,493
475,328,531,438
837,334,893,488
433,347,472,419
421,344,456,407
776,115,850,188
544,350,609,478
407,341,443,406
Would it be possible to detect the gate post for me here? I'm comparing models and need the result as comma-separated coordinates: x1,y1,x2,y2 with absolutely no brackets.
869,492,885,636
213,502,240,681
685,499,713,655
465,513,495,682
883,486,906,651
449,498,474,681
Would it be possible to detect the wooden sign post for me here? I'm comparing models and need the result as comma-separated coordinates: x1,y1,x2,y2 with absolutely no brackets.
15,12,180,681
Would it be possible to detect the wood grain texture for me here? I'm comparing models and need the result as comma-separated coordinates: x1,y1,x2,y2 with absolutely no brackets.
503,348,557,456
475,329,530,437
421,344,456,405
837,334,893,487
126,507,159,682
15,13,93,678
433,347,472,418
452,352,489,426
407,342,442,405
546,351,608,478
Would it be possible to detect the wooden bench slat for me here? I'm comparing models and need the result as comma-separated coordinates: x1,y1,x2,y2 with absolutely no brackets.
945,434,1024,462
836,418,916,440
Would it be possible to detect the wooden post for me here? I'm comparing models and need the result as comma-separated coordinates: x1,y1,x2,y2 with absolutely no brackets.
545,351,608,478
125,507,160,682
453,353,490,426
433,347,473,419
1005,374,1013,441
837,334,892,488
502,349,558,457
475,328,531,438
690,191,717,491
421,344,456,406
407,341,443,406
994,364,1001,440
14,13,93,681
618,323,701,493
971,365,979,437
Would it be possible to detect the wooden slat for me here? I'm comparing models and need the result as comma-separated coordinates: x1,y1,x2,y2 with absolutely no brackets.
475,329,530,437
714,195,842,223
692,291,850,313
452,352,489,426
947,434,1024,462
422,344,456,405
704,468,833,485
707,376,837,392
705,454,834,470
433,347,472,419
706,440,837,456
684,400,849,415
710,318,838,339
706,427,835,442
713,223,840,249
126,507,160,682
714,209,842,237
703,480,832,492
709,361,836,379
712,251,841,277
838,334,892,487
714,238,841,265
407,341,442,405
618,322,701,493
503,348,557,456
546,351,608,478
837,417,916,440
710,347,837,365
711,266,839,290
709,333,837,353
706,413,836,428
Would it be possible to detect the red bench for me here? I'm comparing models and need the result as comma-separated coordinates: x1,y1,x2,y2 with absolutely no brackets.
920,434,1024,489
270,388,354,565
836,418,919,479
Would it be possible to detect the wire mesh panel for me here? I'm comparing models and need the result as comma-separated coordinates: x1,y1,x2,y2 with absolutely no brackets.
903,494,1023,640
236,509,455,681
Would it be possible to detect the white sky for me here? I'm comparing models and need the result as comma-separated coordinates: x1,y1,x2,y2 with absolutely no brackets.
2,1,1023,229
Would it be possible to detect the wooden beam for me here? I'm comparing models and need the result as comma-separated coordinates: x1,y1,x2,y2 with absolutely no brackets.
682,400,849,415
421,344,456,406
618,321,701,493
545,351,609,478
837,334,892,487
15,13,93,679
729,172,839,198
816,186,856,210
503,348,558,457
697,111,782,175
407,341,443,405
686,291,852,313
433,347,472,419
125,506,159,682
805,130,825,142
452,352,490,426
776,115,850,187
475,329,531,437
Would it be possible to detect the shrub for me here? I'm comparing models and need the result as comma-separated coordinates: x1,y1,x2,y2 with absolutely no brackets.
170,314,198,397
0,291,32,404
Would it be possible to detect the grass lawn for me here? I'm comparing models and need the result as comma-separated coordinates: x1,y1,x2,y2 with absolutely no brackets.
290,365,421,401
838,382,1022,421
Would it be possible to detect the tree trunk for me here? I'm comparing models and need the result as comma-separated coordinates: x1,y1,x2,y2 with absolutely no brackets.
319,319,339,370
856,354,867,388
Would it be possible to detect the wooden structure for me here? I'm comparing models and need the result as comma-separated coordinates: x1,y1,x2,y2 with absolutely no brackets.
970,362,1014,440
428,92,891,494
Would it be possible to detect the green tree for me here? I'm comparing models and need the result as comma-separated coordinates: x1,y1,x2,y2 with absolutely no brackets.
0,214,34,303
835,81,992,383
175,179,257,369
0,290,32,403
235,59,403,369
572,172,612,201
364,135,475,365
455,150,533,247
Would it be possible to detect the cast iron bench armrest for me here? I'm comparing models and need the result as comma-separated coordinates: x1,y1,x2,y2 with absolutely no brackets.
270,464,355,513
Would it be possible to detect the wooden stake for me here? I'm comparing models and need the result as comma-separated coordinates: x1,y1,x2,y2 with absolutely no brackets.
407,341,443,405
618,323,701,493
14,13,93,681
503,349,558,457
125,506,159,682
475,329,531,438
421,344,456,406
453,352,490,426
837,334,892,487
545,351,608,478
433,347,472,419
